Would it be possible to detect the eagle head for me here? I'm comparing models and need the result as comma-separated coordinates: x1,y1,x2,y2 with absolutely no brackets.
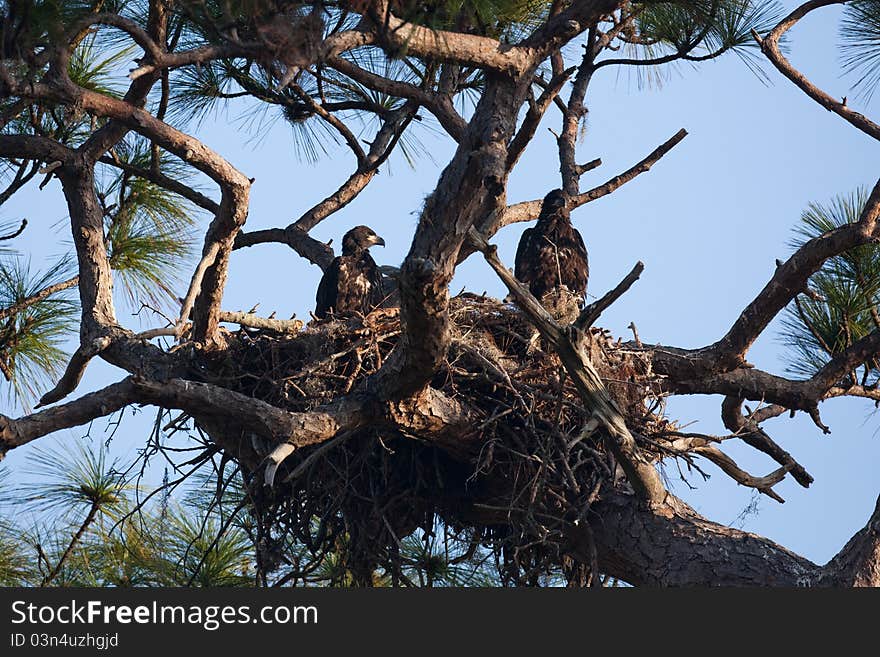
541,189,568,214
342,225,386,255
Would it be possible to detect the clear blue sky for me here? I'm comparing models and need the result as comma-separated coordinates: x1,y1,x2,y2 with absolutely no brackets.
2,3,879,566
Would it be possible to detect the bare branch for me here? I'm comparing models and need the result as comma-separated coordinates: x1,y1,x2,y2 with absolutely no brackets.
0,134,74,166
98,155,219,214
656,328,880,425
520,0,624,63
36,336,113,408
75,6,169,162
754,0,880,144
0,160,40,206
574,261,644,329
559,36,597,195
234,225,335,271
218,311,303,333
56,163,118,333
0,218,27,241
328,56,466,141
234,101,418,269
507,68,575,171
0,275,78,322
811,329,880,393
294,170,377,232
3,377,361,459
693,445,791,503
493,129,688,233
574,158,602,176
57,86,252,346
365,2,533,74
178,242,221,332
721,396,814,488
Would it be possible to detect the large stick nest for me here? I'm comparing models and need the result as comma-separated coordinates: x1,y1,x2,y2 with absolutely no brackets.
190,294,673,585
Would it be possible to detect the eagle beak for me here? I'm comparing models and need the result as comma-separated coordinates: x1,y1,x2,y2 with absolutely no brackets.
372,235,386,247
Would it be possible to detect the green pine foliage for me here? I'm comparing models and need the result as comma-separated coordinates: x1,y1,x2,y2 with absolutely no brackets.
0,467,33,585
22,440,128,517
68,34,137,99
0,258,77,402
629,0,786,79
841,0,880,100
781,188,880,383
0,438,588,586
101,136,200,308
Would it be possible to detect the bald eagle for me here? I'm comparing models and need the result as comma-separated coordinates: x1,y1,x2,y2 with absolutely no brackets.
514,189,588,304
314,225,386,319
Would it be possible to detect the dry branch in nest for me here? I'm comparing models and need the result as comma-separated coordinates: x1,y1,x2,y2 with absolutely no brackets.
177,294,692,585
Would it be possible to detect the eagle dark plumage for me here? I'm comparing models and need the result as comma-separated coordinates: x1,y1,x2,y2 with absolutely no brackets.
315,225,386,319
514,189,589,303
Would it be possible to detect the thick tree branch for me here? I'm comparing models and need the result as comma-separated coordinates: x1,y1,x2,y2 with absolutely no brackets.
820,493,880,586
0,134,75,166
177,242,221,334
2,377,365,459
3,375,474,489
5,75,253,347
470,487,880,586
76,5,168,162
56,163,118,334
706,178,880,368
234,226,335,271
559,36,597,195
520,0,625,62
365,4,532,74
586,489,880,586
365,74,529,399
218,311,303,333
583,492,821,586
811,329,880,393
647,326,880,437
37,336,113,408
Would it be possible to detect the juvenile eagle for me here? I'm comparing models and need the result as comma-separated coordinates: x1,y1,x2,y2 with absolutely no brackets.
315,225,386,319
514,189,589,303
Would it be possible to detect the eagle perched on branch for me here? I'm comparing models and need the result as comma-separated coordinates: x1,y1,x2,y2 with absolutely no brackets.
314,226,386,319
514,189,589,304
